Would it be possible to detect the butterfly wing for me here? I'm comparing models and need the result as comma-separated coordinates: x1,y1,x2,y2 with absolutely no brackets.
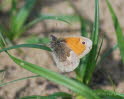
78,37,92,58
50,36,80,72
52,50,80,72
65,36,92,59
50,35,92,72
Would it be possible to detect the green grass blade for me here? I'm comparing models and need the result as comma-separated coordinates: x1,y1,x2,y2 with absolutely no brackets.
106,0,124,63
0,32,7,48
82,0,99,84
24,15,78,29
96,37,104,62
7,53,100,99
0,69,6,73
91,0,99,61
20,92,72,99
0,44,52,53
0,69,5,83
107,75,116,92
75,56,88,81
10,0,17,16
78,33,102,82
25,36,50,44
94,89,124,99
98,44,118,65
76,0,100,82
80,18,88,37
10,0,36,39
0,75,40,87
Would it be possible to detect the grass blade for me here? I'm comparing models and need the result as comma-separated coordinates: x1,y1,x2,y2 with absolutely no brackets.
0,69,6,73
7,53,100,99
82,0,99,84
0,69,5,83
10,0,17,16
10,0,36,39
0,32,7,48
24,14,79,29
75,56,88,81
0,75,40,87
91,0,99,62
106,0,124,63
20,92,72,99
96,37,104,62
0,44,52,53
98,44,118,65
94,89,124,99
25,36,50,44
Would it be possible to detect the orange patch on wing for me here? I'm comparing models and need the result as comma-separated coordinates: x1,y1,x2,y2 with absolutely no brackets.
65,37,86,55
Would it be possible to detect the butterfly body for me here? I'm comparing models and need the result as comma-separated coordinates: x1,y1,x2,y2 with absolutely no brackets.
50,35,92,72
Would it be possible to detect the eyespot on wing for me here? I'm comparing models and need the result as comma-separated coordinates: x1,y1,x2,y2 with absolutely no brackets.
65,37,92,58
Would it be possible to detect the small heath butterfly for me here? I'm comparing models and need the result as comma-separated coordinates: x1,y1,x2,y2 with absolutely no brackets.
50,35,92,72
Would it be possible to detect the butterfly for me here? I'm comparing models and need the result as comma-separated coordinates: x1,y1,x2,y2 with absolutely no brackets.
50,35,92,72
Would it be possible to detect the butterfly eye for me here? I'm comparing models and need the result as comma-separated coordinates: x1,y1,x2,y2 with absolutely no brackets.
82,41,85,44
